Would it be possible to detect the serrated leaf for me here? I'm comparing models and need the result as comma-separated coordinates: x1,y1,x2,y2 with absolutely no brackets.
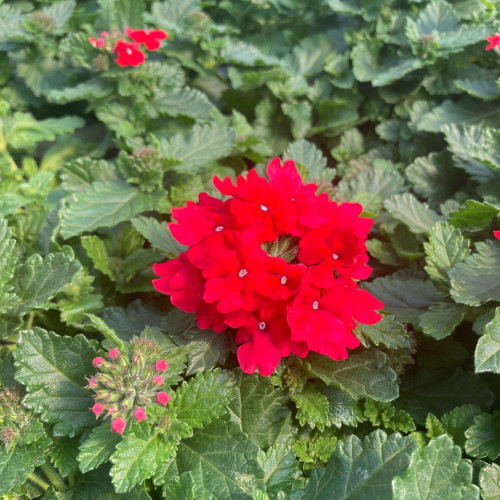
450,241,500,306
110,425,177,493
172,369,235,431
131,216,187,257
304,350,398,402
156,124,236,173
0,441,47,495
114,0,145,30
355,314,411,349
47,77,113,104
60,158,117,192
292,429,417,500
363,276,443,325
292,386,330,430
229,371,295,449
48,436,80,477
392,434,479,500
283,139,328,180
183,329,232,375
81,236,114,279
0,218,18,313
424,222,470,286
154,87,217,120
60,180,164,239
475,308,500,374
322,385,365,428
419,302,467,340
440,404,482,448
448,200,499,231
384,193,444,235
176,420,264,499
480,463,500,500
77,424,121,474
455,77,500,101
465,412,500,460
397,368,494,424
13,328,97,436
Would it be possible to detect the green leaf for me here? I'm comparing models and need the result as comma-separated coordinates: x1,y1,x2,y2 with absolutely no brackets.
172,369,235,431
154,87,217,120
448,200,499,231
175,420,264,499
363,276,443,325
424,222,470,286
293,429,418,500
47,77,113,104
392,435,479,500
418,98,500,133
81,236,114,279
60,180,164,239
450,241,500,306
292,385,330,430
384,193,444,235
283,139,329,181
475,307,500,374
229,372,295,449
419,302,467,340
465,412,500,460
13,328,98,436
440,404,482,448
114,0,145,30
322,385,365,428
455,76,500,101
183,329,233,375
60,158,117,192
0,218,18,313
480,463,500,500
48,436,80,477
397,368,494,424
258,443,302,496
77,424,121,474
0,441,47,495
131,216,187,258
156,124,236,173
110,425,177,493
304,350,398,402
355,314,411,349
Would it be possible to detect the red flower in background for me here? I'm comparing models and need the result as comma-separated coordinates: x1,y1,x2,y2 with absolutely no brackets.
486,35,500,51
153,158,384,376
125,28,168,50
113,40,145,67
494,230,500,240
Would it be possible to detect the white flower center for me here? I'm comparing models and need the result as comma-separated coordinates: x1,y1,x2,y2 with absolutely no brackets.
260,204,268,212
332,253,339,260
312,300,319,310
238,269,248,278
126,48,132,55
258,321,266,330
280,276,287,285
215,226,223,232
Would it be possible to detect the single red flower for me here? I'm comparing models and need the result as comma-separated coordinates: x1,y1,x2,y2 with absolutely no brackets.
155,360,168,371
156,392,171,407
92,357,104,368
494,230,500,240
113,40,145,67
111,417,127,434
92,402,104,417
108,348,119,359
134,408,147,422
152,375,164,385
125,27,167,50
88,378,97,388
486,35,500,51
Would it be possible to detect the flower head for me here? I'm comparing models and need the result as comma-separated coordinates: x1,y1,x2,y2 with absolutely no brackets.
92,403,104,417
113,40,145,67
486,35,500,51
111,417,127,435
134,408,147,422
494,230,500,240
125,27,167,50
155,360,168,371
152,375,164,386
109,348,120,359
156,392,171,407
92,357,105,367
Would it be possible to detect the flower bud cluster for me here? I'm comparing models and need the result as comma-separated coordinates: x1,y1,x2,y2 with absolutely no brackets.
0,386,30,450
88,339,171,435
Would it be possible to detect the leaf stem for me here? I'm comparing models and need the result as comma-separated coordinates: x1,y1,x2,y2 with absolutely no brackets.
26,310,36,330
27,472,50,491
41,462,67,491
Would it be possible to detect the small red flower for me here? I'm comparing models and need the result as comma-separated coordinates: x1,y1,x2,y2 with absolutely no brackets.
134,408,147,422
156,392,171,407
88,378,97,388
486,35,500,51
92,357,104,368
108,348,119,359
111,417,127,434
152,375,164,386
494,230,500,240
92,403,104,417
125,27,167,51
113,40,145,67
155,360,168,372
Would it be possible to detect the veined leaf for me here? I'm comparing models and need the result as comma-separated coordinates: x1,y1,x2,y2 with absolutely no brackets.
60,180,164,239
355,314,411,349
475,307,500,374
465,412,500,460
440,404,482,448
480,463,500,500
0,218,18,313
419,302,467,340
292,429,417,500
77,425,121,474
392,435,479,500
13,328,98,436
448,200,499,231
283,139,328,180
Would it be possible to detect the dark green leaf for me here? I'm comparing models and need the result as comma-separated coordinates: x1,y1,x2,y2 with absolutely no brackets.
77,424,121,474
465,412,500,460
475,307,500,374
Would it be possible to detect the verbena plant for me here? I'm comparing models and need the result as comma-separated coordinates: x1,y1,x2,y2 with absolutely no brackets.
0,0,499,498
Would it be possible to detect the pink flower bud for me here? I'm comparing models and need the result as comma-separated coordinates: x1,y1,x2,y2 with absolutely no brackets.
152,375,164,386
156,392,171,407
89,36,97,47
92,357,105,368
101,31,109,37
109,348,119,359
92,403,104,417
111,417,127,434
88,378,97,388
155,360,168,372
96,37,105,48
134,408,147,422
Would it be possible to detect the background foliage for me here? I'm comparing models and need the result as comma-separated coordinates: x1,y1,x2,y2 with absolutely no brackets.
0,0,499,498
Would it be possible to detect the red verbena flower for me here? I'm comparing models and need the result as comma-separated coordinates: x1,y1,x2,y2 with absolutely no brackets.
153,157,384,376
125,27,167,50
92,403,104,417
111,417,127,434
155,360,168,371
486,35,500,51
134,408,147,422
108,348,119,359
152,375,164,386
494,230,500,240
113,40,145,67
156,392,171,407
92,357,104,367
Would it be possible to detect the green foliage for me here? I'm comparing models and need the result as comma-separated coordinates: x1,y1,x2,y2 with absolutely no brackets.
465,412,500,460
475,307,500,373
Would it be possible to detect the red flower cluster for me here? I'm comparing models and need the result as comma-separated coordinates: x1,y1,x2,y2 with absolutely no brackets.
153,158,384,376
88,28,167,68
486,35,500,52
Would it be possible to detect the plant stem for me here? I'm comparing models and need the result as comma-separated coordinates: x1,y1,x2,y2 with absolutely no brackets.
27,473,50,491
26,311,36,330
41,462,67,491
